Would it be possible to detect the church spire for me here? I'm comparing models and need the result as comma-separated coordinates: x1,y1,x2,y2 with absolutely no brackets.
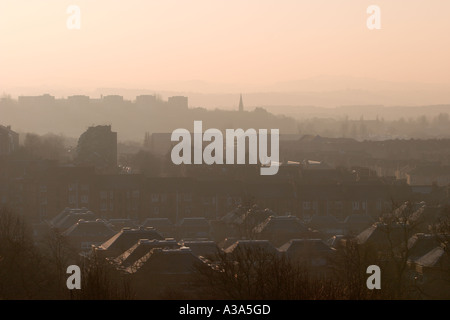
239,94,244,112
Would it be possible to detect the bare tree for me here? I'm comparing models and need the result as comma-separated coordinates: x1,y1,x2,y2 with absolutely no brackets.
0,207,55,299
70,252,134,300
39,227,78,298
195,246,387,300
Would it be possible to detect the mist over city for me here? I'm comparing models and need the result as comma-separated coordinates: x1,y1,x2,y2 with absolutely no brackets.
1,0,450,305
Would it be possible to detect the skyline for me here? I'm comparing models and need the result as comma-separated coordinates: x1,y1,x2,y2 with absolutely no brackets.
3,75,450,108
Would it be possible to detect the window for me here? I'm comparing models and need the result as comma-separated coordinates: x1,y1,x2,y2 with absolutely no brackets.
352,201,360,210
100,191,107,200
151,194,159,203
183,193,192,202
303,201,311,210
81,184,89,192
39,184,47,192
81,195,89,204
153,206,160,215
69,195,76,204
132,190,140,198
100,202,107,211
362,202,367,210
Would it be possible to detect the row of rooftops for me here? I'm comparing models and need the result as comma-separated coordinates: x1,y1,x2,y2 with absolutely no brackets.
80,227,449,278
50,208,211,231
50,208,338,255
102,230,449,277
40,204,450,283
109,236,338,276
51,206,375,229
46,206,400,254
357,227,450,271
54,213,375,245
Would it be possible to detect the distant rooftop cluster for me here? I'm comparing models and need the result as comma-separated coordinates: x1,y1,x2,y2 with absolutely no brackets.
15,93,189,109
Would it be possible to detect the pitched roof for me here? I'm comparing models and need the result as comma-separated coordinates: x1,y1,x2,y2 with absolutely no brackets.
0,124,18,135
141,218,174,228
254,215,308,234
179,240,219,258
279,239,335,256
221,206,277,227
106,219,138,231
218,237,239,249
114,238,179,267
224,240,279,256
128,247,202,275
50,207,97,230
415,246,449,268
356,222,406,247
408,205,441,225
62,219,116,239
176,217,209,228
98,227,164,254
221,206,247,225
407,233,446,262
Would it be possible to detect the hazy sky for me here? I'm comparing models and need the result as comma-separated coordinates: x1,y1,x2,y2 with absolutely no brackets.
1,0,450,93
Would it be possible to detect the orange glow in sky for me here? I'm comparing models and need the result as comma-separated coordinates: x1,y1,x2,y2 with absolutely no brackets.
1,0,450,92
